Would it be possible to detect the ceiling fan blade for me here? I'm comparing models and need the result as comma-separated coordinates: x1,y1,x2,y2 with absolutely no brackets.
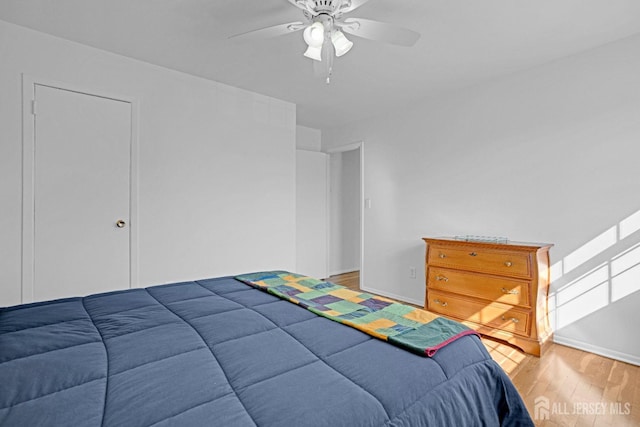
229,21,306,41
339,18,420,47
286,0,305,9
340,0,372,14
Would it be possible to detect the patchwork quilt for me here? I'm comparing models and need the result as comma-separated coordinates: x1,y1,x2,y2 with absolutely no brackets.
236,271,478,356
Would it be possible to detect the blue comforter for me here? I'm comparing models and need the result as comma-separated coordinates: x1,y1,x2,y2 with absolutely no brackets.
0,276,533,426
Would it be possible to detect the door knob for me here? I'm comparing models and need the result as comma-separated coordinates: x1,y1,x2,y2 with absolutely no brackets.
116,220,126,228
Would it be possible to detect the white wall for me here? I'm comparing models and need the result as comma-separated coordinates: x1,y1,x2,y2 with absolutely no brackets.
296,125,322,151
322,34,640,364
0,20,296,307
329,149,361,275
294,125,328,279
296,150,328,279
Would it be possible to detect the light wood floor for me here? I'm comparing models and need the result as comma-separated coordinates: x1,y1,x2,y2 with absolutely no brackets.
328,271,640,426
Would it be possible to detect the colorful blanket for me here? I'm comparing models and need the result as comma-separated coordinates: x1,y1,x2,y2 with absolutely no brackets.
235,271,478,357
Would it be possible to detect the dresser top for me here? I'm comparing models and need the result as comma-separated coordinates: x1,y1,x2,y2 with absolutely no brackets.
423,237,554,251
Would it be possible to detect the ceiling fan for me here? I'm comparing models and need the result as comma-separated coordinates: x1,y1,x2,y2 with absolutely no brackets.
230,0,420,83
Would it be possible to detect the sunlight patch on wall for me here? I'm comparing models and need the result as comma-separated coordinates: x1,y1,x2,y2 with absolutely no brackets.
619,210,640,240
610,244,640,302
555,264,608,307
562,227,616,274
555,264,609,329
551,209,640,333
550,260,564,283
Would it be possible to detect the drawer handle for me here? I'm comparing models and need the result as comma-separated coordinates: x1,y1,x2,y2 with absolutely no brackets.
469,252,477,257
500,287,519,295
433,299,448,307
439,253,446,259
504,261,513,267
501,315,519,324
435,275,449,282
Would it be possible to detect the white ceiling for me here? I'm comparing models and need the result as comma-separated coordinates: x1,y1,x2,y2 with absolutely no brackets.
2,0,640,129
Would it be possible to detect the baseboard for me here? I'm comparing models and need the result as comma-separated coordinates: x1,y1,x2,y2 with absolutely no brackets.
329,268,359,277
360,285,424,307
553,335,640,366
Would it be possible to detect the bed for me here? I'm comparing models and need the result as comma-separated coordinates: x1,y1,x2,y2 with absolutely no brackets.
1,272,533,426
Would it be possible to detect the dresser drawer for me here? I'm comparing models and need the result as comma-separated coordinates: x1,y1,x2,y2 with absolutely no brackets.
428,245,531,278
427,267,530,307
427,290,530,336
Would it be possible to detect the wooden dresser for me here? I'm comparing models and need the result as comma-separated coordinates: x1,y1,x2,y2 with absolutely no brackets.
423,237,553,356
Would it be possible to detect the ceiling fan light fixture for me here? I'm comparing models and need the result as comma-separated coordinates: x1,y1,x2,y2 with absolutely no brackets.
303,21,325,47
331,29,353,57
230,0,421,81
303,45,323,61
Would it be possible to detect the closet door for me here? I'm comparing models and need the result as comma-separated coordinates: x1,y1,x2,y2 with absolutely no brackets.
28,84,132,302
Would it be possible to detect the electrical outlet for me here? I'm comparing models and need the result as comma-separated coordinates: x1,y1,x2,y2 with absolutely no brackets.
409,267,416,279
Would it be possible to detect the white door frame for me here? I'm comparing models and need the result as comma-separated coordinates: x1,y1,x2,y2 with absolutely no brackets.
21,75,140,303
326,141,365,289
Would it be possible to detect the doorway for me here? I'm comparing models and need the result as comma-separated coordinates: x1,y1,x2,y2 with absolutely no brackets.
327,142,364,289
22,78,137,303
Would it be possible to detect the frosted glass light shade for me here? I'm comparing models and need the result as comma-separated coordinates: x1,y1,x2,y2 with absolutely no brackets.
303,22,325,47
304,45,323,61
331,30,353,57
